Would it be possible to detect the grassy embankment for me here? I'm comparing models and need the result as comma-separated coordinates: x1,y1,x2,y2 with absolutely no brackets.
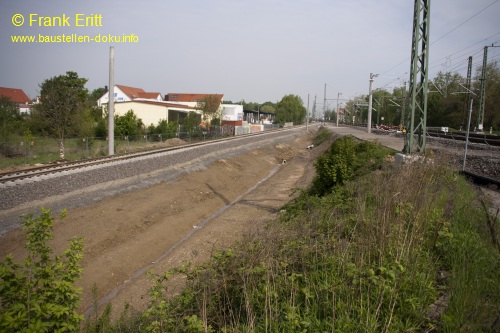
85,128,500,332
0,135,174,169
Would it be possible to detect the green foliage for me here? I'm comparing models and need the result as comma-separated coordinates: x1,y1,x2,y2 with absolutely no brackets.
114,110,144,138
83,297,142,333
149,119,178,139
311,126,332,146
31,71,90,140
475,61,500,130
210,117,221,126
275,94,307,125
89,87,106,106
196,95,221,127
0,208,84,332
140,265,215,333
78,108,98,140
259,104,275,114
182,111,201,134
311,135,394,196
0,96,23,143
437,179,500,332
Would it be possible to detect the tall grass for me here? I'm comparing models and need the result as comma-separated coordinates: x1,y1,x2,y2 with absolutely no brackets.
84,136,500,332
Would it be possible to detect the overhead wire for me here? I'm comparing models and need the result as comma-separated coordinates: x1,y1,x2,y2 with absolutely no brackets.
378,2,499,90
430,0,499,45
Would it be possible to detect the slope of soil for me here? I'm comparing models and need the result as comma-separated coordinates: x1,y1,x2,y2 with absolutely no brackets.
0,129,331,319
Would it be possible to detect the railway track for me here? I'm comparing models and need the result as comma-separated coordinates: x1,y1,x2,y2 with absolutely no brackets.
0,126,306,186
460,170,500,190
427,130,500,147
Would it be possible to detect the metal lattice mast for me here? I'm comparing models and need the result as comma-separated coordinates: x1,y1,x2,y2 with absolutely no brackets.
462,56,473,129
404,0,431,154
477,46,488,131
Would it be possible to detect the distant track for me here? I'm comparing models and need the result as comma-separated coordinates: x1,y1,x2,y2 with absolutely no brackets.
427,130,500,147
460,170,500,190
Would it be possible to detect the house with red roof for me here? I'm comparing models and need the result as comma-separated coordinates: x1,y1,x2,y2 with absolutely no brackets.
164,93,224,126
165,93,224,108
0,87,32,114
98,89,226,127
96,84,162,107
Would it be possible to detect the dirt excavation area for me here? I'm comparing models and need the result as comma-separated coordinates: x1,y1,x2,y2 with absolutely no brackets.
0,128,331,319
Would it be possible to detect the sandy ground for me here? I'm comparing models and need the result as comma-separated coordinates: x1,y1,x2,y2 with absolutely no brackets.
0,129,331,319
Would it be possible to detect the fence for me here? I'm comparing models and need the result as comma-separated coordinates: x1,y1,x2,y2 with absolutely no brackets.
0,124,280,168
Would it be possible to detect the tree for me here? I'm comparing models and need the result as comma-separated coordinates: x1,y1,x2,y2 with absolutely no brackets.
89,87,106,106
275,94,307,126
196,95,222,127
31,71,90,158
114,109,144,138
88,87,107,127
183,111,201,134
260,103,276,114
390,85,408,126
427,71,466,128
0,96,22,143
323,109,336,123
473,61,500,130
371,89,394,125
244,102,259,111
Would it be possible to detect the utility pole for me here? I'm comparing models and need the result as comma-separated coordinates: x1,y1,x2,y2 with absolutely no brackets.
368,73,378,133
463,99,474,171
306,94,309,131
336,92,342,127
477,45,499,131
477,46,488,132
462,56,472,130
108,46,115,156
403,0,430,154
400,81,407,126
323,83,326,122
313,95,317,121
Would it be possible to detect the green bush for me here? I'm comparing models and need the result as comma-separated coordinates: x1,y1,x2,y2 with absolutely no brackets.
311,126,332,146
311,135,394,195
0,209,84,332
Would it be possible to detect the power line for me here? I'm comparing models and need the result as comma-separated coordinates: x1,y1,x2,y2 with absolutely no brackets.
431,0,500,45
380,4,499,81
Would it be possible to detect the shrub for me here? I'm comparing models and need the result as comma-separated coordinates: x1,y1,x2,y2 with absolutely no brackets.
0,208,84,332
311,135,394,195
312,126,332,146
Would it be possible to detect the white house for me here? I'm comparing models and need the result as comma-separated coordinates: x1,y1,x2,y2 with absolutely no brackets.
113,100,196,127
0,87,32,114
97,85,162,107
221,104,243,121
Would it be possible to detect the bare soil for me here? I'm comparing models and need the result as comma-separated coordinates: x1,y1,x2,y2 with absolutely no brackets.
0,129,331,319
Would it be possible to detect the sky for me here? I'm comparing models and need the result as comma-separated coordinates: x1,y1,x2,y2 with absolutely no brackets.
1,0,499,111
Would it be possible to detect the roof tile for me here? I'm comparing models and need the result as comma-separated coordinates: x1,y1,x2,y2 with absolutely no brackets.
0,87,31,104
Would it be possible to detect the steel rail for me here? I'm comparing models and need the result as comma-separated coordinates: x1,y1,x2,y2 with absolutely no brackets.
426,130,500,147
0,125,310,185
460,170,500,190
